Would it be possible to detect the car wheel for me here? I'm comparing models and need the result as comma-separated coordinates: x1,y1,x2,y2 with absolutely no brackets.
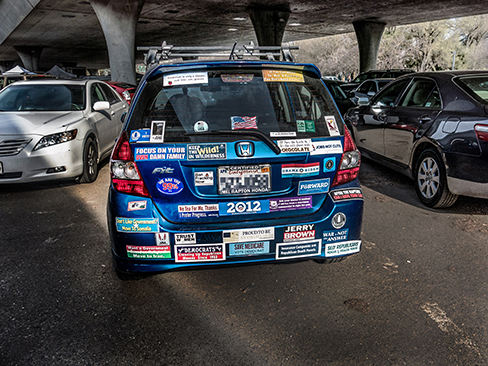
414,149,458,208
80,137,98,183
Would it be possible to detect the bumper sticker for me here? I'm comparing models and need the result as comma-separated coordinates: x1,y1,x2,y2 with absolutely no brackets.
178,204,219,219
130,129,150,143
282,162,320,178
323,229,349,243
325,240,361,257
298,178,330,195
223,227,274,243
330,188,363,201
229,241,270,256
157,177,184,195
175,244,225,262
116,217,159,233
187,143,226,160
310,141,343,155
126,245,171,259
134,146,186,161
283,224,315,242
269,196,312,212
276,239,322,260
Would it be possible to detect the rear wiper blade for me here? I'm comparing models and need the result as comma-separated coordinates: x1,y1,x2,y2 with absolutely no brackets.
186,129,281,155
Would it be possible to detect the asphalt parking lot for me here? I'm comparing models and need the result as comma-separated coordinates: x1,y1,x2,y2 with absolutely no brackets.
1,159,487,365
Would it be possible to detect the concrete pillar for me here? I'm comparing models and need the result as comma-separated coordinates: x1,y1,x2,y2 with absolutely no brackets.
91,0,145,85
14,46,43,71
247,5,290,46
353,21,386,73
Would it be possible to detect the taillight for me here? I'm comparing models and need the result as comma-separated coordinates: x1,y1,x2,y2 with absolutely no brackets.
332,127,361,187
110,132,151,197
475,124,488,142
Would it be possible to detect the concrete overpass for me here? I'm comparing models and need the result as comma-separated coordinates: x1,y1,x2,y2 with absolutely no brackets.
1,0,487,84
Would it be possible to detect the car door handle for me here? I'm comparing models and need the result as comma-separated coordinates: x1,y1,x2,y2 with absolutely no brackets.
418,115,431,123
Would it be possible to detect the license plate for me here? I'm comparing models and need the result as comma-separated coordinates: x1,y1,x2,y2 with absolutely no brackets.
218,165,271,195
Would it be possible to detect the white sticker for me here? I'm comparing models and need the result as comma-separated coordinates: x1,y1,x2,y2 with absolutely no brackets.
270,132,297,137
194,171,214,186
310,140,343,155
155,232,170,246
325,116,341,137
127,201,147,211
277,139,312,153
194,121,209,133
178,204,219,213
223,227,275,243
164,72,208,86
150,120,165,143
325,240,361,257
174,232,196,244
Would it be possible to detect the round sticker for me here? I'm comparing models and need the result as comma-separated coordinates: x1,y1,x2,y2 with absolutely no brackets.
194,121,209,133
131,130,140,141
156,178,184,195
332,212,346,229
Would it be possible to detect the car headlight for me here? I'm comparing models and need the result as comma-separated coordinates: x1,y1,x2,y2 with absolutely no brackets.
33,129,78,151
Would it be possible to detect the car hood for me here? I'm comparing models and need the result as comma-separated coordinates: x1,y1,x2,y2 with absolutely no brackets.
0,111,84,136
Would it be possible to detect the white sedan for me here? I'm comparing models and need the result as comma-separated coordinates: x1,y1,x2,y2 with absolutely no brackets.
0,79,128,183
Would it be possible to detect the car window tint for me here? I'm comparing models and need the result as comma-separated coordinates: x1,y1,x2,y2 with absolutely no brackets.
455,75,488,103
129,68,343,143
91,84,106,105
100,83,120,104
400,79,440,108
372,79,409,107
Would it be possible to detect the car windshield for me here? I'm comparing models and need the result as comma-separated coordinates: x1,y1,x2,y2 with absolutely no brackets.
455,75,488,103
0,84,85,111
129,67,343,143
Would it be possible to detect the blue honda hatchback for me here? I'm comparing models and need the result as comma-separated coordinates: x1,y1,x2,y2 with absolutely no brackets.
107,43,364,279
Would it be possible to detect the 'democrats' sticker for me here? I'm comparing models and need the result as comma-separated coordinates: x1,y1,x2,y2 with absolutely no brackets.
276,239,322,260
175,244,225,262
150,121,165,143
156,177,184,195
325,240,361,257
116,217,159,233
164,72,208,86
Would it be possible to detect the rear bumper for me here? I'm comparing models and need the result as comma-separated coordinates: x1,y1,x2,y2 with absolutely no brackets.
108,184,364,274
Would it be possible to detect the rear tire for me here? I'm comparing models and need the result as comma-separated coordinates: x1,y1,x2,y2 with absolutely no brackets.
414,149,458,208
80,138,98,183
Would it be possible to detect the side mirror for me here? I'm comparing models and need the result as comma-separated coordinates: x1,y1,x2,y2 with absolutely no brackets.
358,97,370,106
93,101,110,111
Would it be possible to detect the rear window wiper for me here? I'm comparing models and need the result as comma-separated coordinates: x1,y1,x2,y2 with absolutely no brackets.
186,129,281,155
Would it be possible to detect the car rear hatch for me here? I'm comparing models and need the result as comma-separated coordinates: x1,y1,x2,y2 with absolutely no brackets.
127,64,345,224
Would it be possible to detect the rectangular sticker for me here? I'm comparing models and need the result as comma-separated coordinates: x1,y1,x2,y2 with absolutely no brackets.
310,140,343,155
150,121,165,143
270,132,296,137
218,165,270,195
263,70,304,83
164,72,208,86
283,224,315,242
130,129,150,143
155,232,170,246
219,200,269,216
134,146,186,161
116,217,158,233
174,232,196,244
223,227,275,243
326,116,341,137
127,201,147,211
194,171,214,186
325,240,361,257
126,245,171,259
229,241,270,256
175,244,225,262
330,189,363,201
297,120,315,133
269,196,312,212
221,74,254,83
282,162,320,178
178,204,219,219
187,143,226,160
298,178,330,195
276,239,322,260
231,116,257,130
323,229,349,244
277,139,312,153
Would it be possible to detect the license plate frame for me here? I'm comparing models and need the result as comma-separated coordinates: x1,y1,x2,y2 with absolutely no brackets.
218,164,271,195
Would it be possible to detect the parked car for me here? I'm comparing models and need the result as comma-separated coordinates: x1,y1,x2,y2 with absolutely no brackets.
349,78,394,104
341,69,415,92
106,81,136,104
0,79,127,183
322,78,355,115
344,70,488,208
107,43,364,279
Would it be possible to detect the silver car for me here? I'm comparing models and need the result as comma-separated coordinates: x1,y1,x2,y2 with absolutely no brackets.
0,79,128,183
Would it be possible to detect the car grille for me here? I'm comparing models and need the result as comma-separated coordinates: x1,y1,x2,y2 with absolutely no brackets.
0,139,32,156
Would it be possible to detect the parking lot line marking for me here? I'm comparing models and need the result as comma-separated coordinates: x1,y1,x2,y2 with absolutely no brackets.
421,302,481,358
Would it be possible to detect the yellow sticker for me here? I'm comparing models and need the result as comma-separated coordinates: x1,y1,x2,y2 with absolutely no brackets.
263,70,304,83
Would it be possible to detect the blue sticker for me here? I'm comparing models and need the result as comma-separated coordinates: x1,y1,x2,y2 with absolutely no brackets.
323,229,349,243
187,143,226,160
298,178,330,195
324,157,336,172
219,200,269,216
157,177,184,195
229,241,270,256
116,217,159,233
134,146,186,161
130,129,151,143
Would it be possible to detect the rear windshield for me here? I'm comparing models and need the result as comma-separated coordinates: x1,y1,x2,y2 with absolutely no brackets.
455,75,488,103
128,67,343,143
0,84,85,111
